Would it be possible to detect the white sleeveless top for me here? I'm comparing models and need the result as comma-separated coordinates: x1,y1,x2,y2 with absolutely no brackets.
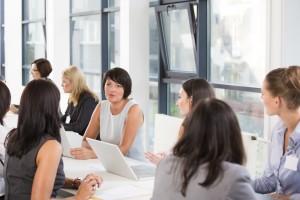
100,99,146,161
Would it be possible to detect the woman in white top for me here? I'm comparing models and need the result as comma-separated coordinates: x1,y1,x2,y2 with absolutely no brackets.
70,67,145,161
145,78,215,164
0,81,12,198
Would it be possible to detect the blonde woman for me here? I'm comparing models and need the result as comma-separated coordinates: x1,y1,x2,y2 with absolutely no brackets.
61,66,99,136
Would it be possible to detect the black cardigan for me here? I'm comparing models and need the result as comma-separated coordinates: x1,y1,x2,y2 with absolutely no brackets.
61,92,99,136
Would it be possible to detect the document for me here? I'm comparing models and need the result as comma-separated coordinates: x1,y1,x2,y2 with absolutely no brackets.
92,184,151,200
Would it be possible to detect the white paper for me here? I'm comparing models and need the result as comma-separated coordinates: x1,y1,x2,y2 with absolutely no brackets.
93,184,151,200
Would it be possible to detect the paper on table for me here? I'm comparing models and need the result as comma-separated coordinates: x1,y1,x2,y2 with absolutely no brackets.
92,184,152,200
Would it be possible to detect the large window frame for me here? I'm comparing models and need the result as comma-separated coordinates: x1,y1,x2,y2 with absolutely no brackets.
70,1,120,99
155,1,197,79
21,0,46,85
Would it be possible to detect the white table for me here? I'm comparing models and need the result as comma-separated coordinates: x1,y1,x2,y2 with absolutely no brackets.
60,157,154,200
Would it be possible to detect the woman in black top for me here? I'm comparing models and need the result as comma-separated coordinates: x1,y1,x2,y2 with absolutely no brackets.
4,80,101,199
61,66,99,136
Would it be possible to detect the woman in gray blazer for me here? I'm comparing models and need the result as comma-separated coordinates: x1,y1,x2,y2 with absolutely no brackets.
151,98,256,200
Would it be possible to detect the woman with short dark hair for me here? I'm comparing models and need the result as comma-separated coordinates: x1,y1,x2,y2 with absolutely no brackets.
70,67,146,161
152,98,256,199
30,58,53,80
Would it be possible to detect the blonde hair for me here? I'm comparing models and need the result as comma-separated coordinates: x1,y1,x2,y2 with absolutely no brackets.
62,66,99,106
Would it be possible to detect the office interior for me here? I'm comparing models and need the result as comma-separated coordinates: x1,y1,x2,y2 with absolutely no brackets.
1,0,300,179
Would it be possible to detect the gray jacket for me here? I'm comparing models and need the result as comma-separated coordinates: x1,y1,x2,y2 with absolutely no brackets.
152,155,256,200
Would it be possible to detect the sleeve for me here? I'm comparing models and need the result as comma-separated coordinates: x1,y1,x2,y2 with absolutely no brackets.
251,124,278,194
227,167,256,200
62,97,97,134
60,104,70,123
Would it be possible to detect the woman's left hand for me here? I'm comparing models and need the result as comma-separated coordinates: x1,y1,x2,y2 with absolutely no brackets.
70,147,97,160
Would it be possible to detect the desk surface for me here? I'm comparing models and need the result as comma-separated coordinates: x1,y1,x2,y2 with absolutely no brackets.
61,157,154,200
61,157,279,200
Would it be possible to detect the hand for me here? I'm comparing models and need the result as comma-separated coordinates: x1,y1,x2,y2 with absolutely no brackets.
144,151,167,165
75,174,103,200
9,104,18,114
267,193,290,200
70,147,97,160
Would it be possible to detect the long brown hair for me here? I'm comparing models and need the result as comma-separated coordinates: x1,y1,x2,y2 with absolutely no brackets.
5,80,61,158
173,98,246,196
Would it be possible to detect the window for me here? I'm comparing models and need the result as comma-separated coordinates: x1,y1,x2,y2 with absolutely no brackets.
70,0,120,98
156,2,197,78
209,0,266,138
22,0,46,85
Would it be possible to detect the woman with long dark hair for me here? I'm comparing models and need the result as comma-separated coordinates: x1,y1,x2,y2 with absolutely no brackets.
152,98,255,199
4,80,101,200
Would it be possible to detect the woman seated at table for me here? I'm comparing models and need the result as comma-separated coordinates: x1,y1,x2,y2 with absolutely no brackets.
151,98,256,199
10,58,53,114
0,81,12,199
70,67,146,161
145,78,215,164
251,66,300,199
60,66,99,136
4,80,102,199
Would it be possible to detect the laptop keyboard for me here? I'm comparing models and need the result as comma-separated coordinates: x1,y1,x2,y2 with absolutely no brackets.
131,165,156,178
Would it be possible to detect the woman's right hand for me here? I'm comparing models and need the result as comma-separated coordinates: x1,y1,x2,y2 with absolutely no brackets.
70,147,97,160
144,151,167,165
75,174,103,200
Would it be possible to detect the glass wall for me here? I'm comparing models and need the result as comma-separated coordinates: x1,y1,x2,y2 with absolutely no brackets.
70,1,101,96
71,15,101,95
70,0,120,97
107,10,120,68
148,6,160,150
22,0,46,85
210,0,267,137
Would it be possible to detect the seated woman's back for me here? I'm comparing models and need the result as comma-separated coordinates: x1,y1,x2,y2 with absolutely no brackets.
153,156,254,200
151,99,255,200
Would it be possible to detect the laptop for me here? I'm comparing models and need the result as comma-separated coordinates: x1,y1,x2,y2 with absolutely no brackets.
60,127,83,158
86,138,156,181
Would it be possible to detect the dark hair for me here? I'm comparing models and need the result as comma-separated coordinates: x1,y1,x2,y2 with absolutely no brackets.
32,58,53,78
173,98,246,196
0,81,11,125
265,66,300,109
102,67,132,99
182,78,215,108
5,80,61,158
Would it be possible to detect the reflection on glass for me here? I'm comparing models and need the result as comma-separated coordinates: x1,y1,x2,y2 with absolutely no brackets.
22,22,46,84
169,83,181,117
71,15,101,96
161,9,196,72
71,0,100,13
108,12,120,69
148,81,159,151
215,88,264,137
149,8,159,78
23,0,45,20
210,0,267,87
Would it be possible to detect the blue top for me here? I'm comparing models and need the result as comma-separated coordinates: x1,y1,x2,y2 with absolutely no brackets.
252,120,300,199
